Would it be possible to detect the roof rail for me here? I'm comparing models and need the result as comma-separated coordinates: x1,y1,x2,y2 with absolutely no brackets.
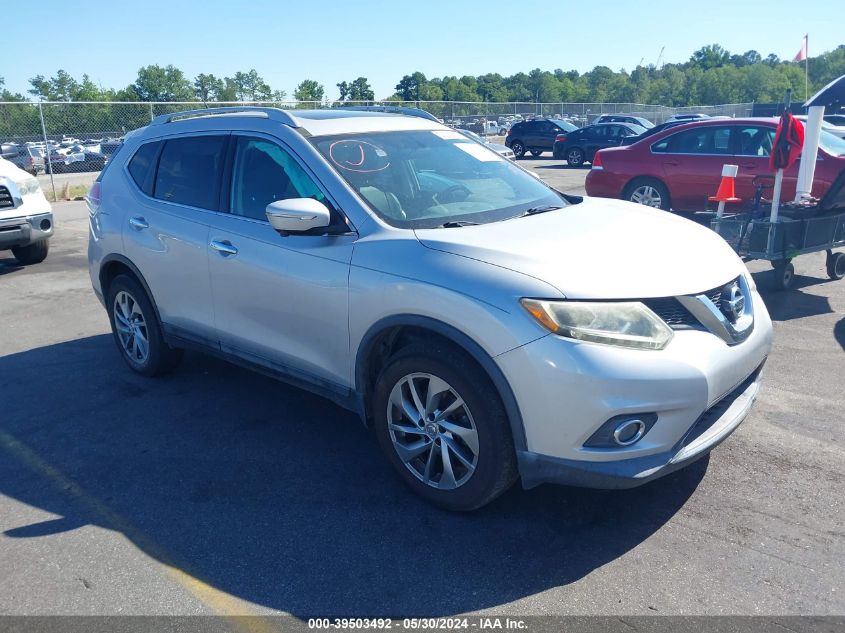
149,106,298,127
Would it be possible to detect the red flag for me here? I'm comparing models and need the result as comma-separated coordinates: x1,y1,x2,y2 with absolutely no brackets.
769,112,804,172
793,35,808,62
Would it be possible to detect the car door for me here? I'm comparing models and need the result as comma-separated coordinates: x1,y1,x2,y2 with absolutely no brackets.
121,134,224,344
654,125,733,211
204,132,356,391
730,124,801,205
538,121,559,150
583,125,606,157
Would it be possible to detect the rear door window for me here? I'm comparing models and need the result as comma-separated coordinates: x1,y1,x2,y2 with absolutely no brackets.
734,126,775,157
127,141,160,194
154,135,227,210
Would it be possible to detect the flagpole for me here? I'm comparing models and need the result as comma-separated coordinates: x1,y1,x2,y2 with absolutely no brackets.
805,35,809,101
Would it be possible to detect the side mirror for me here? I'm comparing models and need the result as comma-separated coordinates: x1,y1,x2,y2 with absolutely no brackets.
266,198,331,235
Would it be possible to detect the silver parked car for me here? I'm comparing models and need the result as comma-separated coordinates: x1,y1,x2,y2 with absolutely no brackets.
88,107,773,510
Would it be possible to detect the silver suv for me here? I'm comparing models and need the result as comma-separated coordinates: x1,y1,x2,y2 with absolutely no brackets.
88,107,773,510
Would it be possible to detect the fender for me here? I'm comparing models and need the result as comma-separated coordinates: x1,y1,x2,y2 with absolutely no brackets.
99,253,163,325
354,314,527,452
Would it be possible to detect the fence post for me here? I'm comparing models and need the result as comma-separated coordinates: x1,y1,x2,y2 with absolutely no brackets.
38,101,57,202
149,103,154,122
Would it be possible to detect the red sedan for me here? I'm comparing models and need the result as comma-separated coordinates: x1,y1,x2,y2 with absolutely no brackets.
585,117,845,212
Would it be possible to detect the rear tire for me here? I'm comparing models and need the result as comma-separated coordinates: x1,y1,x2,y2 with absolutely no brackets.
623,177,671,210
106,274,183,377
826,251,845,280
11,240,49,265
530,150,543,157
372,343,517,511
566,147,585,167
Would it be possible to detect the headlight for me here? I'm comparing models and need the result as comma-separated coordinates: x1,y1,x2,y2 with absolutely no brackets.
520,299,674,350
15,178,41,196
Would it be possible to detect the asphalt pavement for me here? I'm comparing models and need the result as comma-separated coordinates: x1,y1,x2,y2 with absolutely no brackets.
0,166,843,620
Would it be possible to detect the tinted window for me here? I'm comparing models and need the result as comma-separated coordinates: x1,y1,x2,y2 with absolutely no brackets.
127,141,160,194
663,126,732,154
229,137,325,221
154,135,227,209
735,126,775,157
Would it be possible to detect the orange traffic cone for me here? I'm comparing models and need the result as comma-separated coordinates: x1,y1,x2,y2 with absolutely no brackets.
709,164,742,203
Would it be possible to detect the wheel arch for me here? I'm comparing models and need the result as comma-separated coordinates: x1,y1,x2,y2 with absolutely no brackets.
99,254,163,325
354,315,527,452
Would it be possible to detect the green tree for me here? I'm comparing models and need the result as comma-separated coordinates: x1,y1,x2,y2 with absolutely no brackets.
294,79,325,103
690,44,731,70
394,72,428,101
132,65,193,101
337,77,374,101
194,73,224,102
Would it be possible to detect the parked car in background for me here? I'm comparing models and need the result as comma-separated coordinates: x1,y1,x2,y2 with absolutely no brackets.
0,143,45,175
553,123,646,166
0,156,53,264
88,106,772,510
591,114,654,129
505,118,578,158
825,114,845,126
585,117,845,211
663,113,711,124
620,120,691,145
46,144,107,173
456,129,515,159
795,115,845,140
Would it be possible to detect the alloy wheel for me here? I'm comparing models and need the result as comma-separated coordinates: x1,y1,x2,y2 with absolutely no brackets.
630,185,663,208
386,372,479,490
113,291,150,364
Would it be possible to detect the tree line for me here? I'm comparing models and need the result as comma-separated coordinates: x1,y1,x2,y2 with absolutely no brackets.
1,44,843,108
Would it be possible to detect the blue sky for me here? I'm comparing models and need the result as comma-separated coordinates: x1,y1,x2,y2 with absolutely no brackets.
2,0,840,100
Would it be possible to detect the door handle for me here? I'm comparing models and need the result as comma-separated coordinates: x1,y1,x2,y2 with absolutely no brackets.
128,216,149,230
210,240,238,257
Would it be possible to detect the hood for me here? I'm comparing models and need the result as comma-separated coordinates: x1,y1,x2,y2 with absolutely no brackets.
414,198,744,299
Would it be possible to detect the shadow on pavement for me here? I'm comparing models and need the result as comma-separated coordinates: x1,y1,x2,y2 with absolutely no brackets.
0,256,24,276
834,317,845,351
755,273,835,321
0,335,705,617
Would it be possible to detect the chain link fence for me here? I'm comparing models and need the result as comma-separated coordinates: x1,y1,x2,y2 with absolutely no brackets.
0,100,754,200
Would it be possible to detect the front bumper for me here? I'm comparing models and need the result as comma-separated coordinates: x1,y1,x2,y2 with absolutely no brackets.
496,288,773,489
517,362,763,489
0,212,53,249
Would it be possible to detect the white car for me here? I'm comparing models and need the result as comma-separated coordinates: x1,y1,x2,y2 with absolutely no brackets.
795,115,845,140
0,155,53,264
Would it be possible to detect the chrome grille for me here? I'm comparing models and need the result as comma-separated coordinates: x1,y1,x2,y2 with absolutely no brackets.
0,186,14,209
643,277,740,331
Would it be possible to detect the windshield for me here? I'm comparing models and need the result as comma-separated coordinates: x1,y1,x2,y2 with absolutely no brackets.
552,120,577,133
312,130,565,229
820,130,845,157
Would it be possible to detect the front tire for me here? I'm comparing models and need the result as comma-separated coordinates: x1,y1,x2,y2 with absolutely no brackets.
372,344,517,511
510,140,526,159
530,150,543,157
106,274,182,377
11,240,49,265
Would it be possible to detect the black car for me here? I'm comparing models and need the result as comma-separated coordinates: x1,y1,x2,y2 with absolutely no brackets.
505,118,578,158
46,149,107,174
552,123,645,166
619,119,691,145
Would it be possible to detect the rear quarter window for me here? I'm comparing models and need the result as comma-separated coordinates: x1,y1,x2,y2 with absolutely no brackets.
126,141,159,193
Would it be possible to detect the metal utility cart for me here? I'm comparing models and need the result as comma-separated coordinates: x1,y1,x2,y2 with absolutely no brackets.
711,199,845,290
712,80,845,290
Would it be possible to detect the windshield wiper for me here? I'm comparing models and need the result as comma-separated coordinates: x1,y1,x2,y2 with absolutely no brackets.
522,205,563,215
438,220,480,228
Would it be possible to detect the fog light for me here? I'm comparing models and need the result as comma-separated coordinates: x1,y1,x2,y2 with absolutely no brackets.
583,413,657,449
40,219,51,231
613,419,646,446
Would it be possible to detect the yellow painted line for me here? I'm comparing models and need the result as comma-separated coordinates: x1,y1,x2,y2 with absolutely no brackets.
0,429,280,633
